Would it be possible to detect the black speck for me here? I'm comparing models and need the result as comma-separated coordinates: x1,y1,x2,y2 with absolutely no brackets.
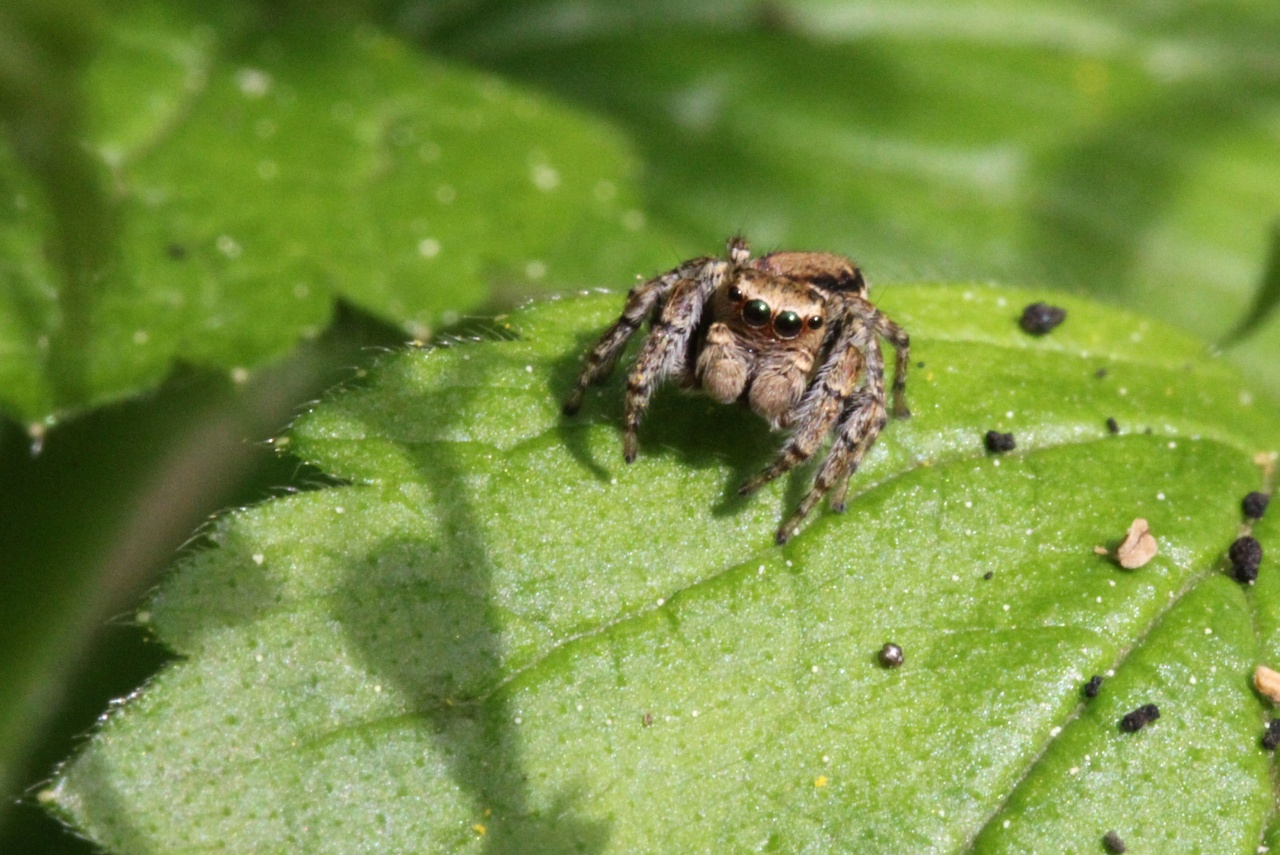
916,361,925,369
1243,492,1270,520
1095,367,1108,379
1120,703,1160,732
878,642,904,668
1019,302,1067,335
984,430,1016,453
165,242,188,260
1106,417,1119,434
982,571,994,581
1084,675,1103,698
1103,830,1127,853
1263,719,1280,750
1230,536,1263,584
1144,427,1153,435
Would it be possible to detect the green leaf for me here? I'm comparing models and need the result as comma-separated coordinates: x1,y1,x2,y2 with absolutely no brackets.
429,0,1280,399
0,0,673,424
48,283,1280,852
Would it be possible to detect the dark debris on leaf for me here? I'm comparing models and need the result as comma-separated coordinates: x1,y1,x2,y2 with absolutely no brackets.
1084,675,1103,698
1019,302,1067,335
1262,719,1280,751
1243,491,1270,520
1120,703,1160,732
1230,536,1263,584
984,430,1016,453
878,643,904,668
1103,830,1127,853
1106,417,1119,434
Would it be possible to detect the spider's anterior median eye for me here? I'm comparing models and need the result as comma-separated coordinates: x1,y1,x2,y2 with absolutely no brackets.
774,310,803,338
727,285,744,302
743,299,772,327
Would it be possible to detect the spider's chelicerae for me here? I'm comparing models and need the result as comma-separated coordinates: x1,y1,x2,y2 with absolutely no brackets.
563,236,910,544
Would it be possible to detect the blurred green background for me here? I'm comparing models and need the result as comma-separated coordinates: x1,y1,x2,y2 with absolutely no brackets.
2,0,1278,849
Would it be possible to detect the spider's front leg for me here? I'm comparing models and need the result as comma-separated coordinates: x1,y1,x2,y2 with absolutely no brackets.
776,329,888,544
736,341,863,497
620,265,726,461
563,270,683,416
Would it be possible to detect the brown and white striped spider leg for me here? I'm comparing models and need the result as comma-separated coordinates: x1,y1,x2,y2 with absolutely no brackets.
620,265,728,461
736,324,867,497
777,386,888,544
563,269,686,417
868,308,911,419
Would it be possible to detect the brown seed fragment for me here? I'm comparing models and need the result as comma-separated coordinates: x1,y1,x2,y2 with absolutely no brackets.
1019,302,1067,335
984,430,1016,453
878,642,905,668
1116,518,1158,569
1254,665,1280,704
1102,830,1127,853
1242,491,1270,520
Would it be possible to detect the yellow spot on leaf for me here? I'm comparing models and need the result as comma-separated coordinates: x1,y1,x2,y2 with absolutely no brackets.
814,775,829,788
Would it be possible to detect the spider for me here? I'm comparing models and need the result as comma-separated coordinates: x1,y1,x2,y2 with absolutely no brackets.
563,236,910,544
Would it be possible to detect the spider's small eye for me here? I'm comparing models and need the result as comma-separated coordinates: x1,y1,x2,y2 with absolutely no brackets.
774,311,803,338
727,285,744,302
743,299,771,327
808,316,823,330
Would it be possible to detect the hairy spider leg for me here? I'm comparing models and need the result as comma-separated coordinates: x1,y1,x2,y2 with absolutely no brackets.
563,266,690,416
620,263,727,461
777,321,888,544
735,326,865,497
864,303,910,419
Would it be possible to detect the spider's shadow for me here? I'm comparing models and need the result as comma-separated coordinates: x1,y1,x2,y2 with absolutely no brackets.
548,335,815,516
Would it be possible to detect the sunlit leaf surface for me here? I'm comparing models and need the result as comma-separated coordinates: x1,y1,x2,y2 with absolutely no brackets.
50,285,1280,852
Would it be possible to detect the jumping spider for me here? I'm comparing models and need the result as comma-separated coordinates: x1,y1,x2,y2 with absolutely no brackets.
563,237,910,544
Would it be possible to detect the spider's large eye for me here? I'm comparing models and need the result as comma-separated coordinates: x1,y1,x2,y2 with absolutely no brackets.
808,316,823,330
727,285,744,302
742,299,771,327
774,310,803,338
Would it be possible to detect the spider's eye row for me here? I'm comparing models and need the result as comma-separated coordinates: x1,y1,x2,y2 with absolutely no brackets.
743,299,772,327
808,316,823,330
727,285,744,302
774,311,803,338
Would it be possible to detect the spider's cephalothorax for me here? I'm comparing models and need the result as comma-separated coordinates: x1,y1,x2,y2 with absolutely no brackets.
563,237,910,544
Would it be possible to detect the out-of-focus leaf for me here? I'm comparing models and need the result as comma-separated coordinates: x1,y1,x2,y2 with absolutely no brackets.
48,283,1280,852
0,0,674,424
426,0,1280,398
